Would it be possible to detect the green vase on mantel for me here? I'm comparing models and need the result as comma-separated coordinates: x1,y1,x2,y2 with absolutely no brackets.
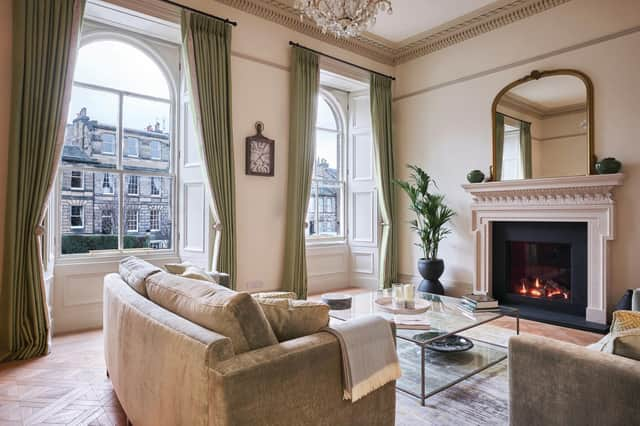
466,169,485,183
595,157,622,174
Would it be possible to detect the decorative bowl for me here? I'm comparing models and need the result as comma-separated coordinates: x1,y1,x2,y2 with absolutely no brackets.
466,169,485,183
595,157,621,174
374,296,430,314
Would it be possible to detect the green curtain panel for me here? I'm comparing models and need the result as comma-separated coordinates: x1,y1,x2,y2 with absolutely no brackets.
370,74,397,289
182,12,237,287
0,0,84,362
281,47,319,299
520,120,532,179
494,112,505,180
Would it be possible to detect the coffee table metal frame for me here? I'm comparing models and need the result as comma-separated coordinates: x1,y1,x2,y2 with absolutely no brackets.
329,292,519,406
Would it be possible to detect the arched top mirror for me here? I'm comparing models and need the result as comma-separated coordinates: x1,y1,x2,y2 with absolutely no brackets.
492,69,594,181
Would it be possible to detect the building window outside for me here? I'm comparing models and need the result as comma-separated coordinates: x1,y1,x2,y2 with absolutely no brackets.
306,93,344,239
70,171,83,190
150,208,160,231
125,137,139,157
58,38,174,255
70,205,84,228
102,133,116,155
127,175,139,196
150,140,161,160
101,210,113,234
150,177,160,196
102,174,113,194
126,210,138,232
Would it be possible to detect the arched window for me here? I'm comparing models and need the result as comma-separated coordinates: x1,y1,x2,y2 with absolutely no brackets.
59,39,175,255
307,92,345,238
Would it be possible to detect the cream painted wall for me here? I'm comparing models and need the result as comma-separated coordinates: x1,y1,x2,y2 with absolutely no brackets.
535,111,588,178
393,0,640,313
0,0,12,284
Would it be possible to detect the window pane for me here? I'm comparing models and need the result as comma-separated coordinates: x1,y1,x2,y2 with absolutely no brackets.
124,174,173,250
61,172,120,254
74,40,170,99
122,96,171,172
317,97,337,130
315,129,339,179
64,86,118,169
316,183,341,236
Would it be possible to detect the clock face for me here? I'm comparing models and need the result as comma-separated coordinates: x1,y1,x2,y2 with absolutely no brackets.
247,138,274,176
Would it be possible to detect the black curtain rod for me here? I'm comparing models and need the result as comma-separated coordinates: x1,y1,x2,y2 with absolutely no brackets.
289,42,395,81
498,111,531,125
160,0,238,26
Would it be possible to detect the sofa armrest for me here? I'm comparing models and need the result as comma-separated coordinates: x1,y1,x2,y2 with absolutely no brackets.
509,335,640,426
208,331,395,426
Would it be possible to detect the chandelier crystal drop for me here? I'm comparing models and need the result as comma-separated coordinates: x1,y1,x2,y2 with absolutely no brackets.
294,0,393,38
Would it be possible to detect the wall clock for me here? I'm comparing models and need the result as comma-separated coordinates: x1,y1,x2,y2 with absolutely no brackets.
245,121,275,177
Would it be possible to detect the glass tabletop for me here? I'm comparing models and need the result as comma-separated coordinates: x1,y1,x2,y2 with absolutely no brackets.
329,290,518,346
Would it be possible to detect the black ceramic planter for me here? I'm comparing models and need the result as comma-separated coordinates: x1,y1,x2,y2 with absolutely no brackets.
417,258,445,295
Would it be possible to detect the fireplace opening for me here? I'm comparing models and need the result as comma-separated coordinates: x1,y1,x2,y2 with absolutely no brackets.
509,241,571,303
492,222,589,327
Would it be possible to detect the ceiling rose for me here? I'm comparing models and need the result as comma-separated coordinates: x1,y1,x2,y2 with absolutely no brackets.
294,0,393,38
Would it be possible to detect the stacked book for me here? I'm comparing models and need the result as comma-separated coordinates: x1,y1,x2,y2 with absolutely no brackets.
457,294,500,314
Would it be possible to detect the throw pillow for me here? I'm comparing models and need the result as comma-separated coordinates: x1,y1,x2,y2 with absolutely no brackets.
256,297,329,341
253,291,297,300
119,256,161,297
164,262,228,286
632,288,640,312
611,310,640,333
164,261,194,275
613,289,633,312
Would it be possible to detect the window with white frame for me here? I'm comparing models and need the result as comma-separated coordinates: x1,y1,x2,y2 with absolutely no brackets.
502,122,524,180
306,92,344,238
126,209,138,232
150,140,161,160
102,133,116,155
150,176,160,196
125,137,139,157
70,205,84,228
149,208,160,231
70,171,83,190
127,175,139,195
59,38,174,255
102,173,113,194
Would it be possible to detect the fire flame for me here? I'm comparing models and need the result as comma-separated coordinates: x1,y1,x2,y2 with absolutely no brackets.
530,288,543,297
517,277,570,300
519,282,527,294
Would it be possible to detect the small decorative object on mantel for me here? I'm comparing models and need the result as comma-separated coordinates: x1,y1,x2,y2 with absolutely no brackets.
321,293,352,310
595,157,622,174
466,169,485,183
245,121,275,176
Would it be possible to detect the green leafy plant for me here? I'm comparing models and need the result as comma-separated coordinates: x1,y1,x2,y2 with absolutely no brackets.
394,165,455,260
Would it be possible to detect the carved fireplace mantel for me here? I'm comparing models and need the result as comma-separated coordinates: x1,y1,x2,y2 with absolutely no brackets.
462,174,624,324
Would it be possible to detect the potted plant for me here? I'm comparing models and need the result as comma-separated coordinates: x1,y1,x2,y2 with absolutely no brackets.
394,165,455,295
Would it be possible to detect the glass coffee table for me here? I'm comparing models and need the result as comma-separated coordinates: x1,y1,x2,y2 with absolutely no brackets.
329,291,519,406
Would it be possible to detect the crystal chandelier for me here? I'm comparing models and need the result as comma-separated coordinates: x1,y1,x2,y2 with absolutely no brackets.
294,0,393,38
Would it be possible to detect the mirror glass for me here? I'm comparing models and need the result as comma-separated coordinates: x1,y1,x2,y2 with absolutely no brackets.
493,73,590,180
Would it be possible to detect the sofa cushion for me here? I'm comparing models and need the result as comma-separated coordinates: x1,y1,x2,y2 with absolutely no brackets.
118,256,161,297
145,272,277,354
253,291,297,300
255,297,329,341
164,262,230,287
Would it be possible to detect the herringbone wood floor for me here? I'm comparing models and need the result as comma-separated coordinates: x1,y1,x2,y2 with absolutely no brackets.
0,314,600,425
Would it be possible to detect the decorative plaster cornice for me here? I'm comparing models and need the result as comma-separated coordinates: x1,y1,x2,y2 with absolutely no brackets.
461,174,624,206
215,0,572,66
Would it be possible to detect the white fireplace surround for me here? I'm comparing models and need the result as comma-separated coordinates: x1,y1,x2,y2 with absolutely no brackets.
462,173,624,324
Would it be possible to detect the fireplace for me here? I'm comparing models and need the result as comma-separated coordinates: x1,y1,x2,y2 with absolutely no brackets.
492,221,588,325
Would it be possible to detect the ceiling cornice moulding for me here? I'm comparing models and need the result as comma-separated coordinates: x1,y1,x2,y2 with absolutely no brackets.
215,0,572,67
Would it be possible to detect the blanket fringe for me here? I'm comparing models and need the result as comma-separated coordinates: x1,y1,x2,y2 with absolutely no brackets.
344,362,402,402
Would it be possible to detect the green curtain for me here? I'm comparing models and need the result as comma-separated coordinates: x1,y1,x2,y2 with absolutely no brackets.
281,47,319,299
0,0,84,362
370,74,397,289
182,12,237,287
520,120,532,179
494,112,505,180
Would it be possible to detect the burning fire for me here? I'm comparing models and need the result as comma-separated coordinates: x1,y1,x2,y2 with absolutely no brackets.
517,277,569,300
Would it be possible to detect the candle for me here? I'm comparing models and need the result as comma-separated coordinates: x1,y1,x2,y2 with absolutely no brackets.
392,283,405,309
404,284,415,309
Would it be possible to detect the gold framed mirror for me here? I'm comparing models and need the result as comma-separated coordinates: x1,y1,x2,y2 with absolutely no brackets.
491,70,594,181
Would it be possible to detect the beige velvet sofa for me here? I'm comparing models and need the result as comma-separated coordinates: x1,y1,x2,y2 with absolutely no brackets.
509,335,640,426
103,272,395,426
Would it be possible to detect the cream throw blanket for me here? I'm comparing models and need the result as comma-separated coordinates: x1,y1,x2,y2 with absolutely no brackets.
325,315,401,402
